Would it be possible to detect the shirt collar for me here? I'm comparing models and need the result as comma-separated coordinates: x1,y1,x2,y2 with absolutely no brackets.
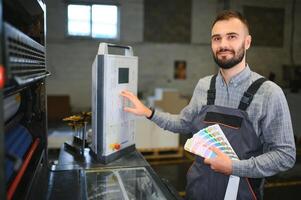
217,65,251,87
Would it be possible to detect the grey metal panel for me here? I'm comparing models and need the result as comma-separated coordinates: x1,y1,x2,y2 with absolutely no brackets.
97,55,104,156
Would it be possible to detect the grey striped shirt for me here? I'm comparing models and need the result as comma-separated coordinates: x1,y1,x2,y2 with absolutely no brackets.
151,66,296,178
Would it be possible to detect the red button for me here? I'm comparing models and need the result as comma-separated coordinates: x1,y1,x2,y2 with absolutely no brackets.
114,144,121,150
0,66,5,89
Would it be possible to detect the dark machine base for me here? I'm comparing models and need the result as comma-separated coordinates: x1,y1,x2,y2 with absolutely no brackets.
64,136,89,155
31,150,182,200
73,136,89,146
89,144,136,164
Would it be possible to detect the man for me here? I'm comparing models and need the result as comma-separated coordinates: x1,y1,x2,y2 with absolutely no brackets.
120,10,296,200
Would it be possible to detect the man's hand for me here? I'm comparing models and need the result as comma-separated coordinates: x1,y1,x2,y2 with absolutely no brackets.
204,146,233,175
120,90,152,117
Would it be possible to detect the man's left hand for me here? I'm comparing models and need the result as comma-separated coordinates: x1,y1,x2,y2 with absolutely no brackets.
204,146,233,175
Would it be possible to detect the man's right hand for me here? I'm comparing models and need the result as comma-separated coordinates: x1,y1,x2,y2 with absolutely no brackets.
120,90,152,118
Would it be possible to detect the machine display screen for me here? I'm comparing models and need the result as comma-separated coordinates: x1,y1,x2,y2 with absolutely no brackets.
118,68,129,84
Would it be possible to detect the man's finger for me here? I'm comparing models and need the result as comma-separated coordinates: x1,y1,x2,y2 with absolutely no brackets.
121,90,130,94
122,90,134,97
124,107,136,113
204,158,211,165
120,93,135,103
120,92,131,98
209,145,223,156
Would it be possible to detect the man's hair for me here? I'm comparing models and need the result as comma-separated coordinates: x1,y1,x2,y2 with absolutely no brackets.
212,10,250,34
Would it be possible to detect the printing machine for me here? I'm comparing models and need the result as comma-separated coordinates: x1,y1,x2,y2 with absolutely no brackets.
0,0,49,199
0,1,181,199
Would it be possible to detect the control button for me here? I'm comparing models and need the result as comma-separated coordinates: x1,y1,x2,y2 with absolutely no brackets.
110,143,121,151
114,143,121,150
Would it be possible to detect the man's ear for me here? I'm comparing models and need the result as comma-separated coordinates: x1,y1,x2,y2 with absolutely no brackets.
245,35,252,50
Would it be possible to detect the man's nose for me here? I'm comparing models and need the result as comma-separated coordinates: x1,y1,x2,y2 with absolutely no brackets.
219,37,229,48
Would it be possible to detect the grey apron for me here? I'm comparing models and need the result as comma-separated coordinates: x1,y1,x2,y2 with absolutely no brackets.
186,75,267,200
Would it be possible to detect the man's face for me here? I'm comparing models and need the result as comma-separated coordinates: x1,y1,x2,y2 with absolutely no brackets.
211,18,251,69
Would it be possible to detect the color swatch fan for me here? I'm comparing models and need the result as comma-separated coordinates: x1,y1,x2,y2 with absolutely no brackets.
185,124,241,200
184,124,238,160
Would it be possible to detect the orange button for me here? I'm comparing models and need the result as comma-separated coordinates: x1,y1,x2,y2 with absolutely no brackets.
110,143,121,151
114,144,121,150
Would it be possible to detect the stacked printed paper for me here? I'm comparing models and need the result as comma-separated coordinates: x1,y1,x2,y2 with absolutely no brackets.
184,124,238,160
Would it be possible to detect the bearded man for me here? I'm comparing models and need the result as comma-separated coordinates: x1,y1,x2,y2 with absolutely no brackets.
121,10,296,200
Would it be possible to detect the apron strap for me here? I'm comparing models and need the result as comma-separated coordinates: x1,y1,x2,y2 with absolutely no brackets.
207,74,217,105
238,77,267,111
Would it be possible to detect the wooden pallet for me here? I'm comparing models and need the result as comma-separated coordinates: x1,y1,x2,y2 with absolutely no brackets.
138,147,184,160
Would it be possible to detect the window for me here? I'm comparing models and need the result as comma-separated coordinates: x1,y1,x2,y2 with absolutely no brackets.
67,4,119,39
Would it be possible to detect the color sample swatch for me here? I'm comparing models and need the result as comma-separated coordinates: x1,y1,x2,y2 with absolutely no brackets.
184,124,238,160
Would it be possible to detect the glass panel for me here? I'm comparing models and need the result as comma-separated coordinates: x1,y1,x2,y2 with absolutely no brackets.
85,170,125,200
118,168,167,200
92,5,118,38
67,5,91,36
85,167,167,200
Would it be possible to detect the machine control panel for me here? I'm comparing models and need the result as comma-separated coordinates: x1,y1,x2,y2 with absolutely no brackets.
91,43,138,163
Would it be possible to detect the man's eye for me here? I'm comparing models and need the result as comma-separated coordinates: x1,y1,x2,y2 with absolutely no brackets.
213,37,220,41
228,35,236,40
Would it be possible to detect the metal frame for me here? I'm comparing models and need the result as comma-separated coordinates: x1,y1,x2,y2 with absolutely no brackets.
0,0,48,199
0,0,6,198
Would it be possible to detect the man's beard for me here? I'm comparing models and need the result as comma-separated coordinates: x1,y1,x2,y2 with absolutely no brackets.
213,44,245,69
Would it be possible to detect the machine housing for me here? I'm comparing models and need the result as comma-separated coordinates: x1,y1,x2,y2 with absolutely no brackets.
91,43,138,163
